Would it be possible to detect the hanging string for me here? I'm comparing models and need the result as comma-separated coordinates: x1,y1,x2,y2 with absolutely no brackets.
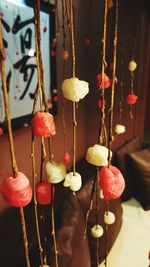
108,0,118,164
104,1,118,267
96,168,100,267
61,0,69,159
118,36,125,124
0,17,31,267
70,0,77,176
129,3,141,120
99,0,108,147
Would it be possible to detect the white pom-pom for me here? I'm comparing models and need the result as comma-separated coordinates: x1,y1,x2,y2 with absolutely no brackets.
46,161,66,184
39,265,50,267
104,211,115,224
128,60,137,72
63,172,82,192
86,144,112,166
91,224,104,238
62,77,89,102
114,124,126,135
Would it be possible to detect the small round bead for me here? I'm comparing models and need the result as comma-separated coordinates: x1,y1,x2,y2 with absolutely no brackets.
104,211,115,224
128,60,137,72
91,224,104,238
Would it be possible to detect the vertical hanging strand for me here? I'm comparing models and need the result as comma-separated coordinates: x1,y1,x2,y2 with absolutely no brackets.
108,0,118,163
99,0,108,146
105,1,118,267
70,0,76,176
0,18,31,267
61,0,69,156
31,96,44,267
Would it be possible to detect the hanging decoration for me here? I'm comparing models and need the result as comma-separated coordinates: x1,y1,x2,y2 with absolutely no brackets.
126,4,141,119
0,16,31,267
114,16,126,136
62,0,89,193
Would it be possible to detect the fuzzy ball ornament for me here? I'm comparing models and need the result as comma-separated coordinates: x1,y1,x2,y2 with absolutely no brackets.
0,172,32,207
91,224,104,238
86,144,112,166
32,112,56,137
114,124,126,135
46,161,66,184
126,94,138,105
96,73,111,89
62,77,89,102
128,60,137,72
104,211,115,224
99,165,125,200
63,172,82,192
36,181,53,205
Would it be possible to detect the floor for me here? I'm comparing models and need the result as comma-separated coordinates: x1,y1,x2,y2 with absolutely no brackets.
99,198,150,267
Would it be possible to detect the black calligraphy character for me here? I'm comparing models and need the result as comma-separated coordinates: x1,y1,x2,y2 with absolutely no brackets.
14,55,37,100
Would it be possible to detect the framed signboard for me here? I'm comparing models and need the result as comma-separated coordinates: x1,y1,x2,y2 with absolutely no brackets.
0,0,57,130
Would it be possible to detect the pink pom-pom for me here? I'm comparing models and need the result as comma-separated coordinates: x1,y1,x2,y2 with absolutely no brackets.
99,165,125,200
96,73,111,89
36,181,53,205
32,112,56,137
126,94,138,104
0,172,32,207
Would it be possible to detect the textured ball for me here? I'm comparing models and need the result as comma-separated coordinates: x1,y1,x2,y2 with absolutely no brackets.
62,50,69,60
126,94,138,105
86,144,112,166
46,161,66,184
0,172,32,207
36,181,53,205
96,73,111,89
91,224,104,238
104,211,115,224
128,60,137,72
114,124,126,135
63,152,71,165
99,165,125,200
32,112,56,137
62,77,89,102
63,172,82,192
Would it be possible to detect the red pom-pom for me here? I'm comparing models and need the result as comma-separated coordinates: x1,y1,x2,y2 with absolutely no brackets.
0,172,32,207
85,38,91,46
32,112,56,137
99,165,125,200
0,127,3,136
50,50,56,57
36,181,53,205
96,73,111,89
63,152,71,165
126,94,138,104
